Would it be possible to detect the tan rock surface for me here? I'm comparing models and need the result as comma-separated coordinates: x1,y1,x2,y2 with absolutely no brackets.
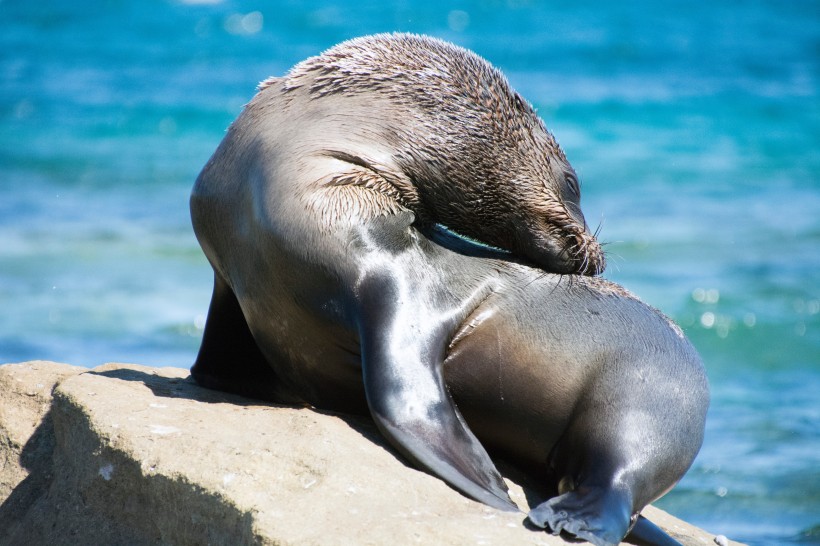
0,361,742,545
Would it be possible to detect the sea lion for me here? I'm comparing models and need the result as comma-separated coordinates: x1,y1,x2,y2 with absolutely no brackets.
190,204,708,545
249,33,604,275
190,34,706,545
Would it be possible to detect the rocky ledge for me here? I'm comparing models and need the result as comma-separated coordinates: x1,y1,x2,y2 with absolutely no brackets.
0,361,739,545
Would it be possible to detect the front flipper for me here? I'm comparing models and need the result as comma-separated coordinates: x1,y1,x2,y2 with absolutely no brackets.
356,265,517,512
192,274,297,404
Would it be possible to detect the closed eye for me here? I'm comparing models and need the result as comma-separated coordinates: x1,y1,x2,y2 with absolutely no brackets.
565,172,581,198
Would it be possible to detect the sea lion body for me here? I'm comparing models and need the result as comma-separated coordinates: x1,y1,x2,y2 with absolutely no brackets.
190,34,707,545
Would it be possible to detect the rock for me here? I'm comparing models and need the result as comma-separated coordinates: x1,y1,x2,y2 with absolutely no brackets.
0,361,743,545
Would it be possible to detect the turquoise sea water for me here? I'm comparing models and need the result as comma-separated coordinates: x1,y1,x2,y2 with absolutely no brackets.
2,1,818,543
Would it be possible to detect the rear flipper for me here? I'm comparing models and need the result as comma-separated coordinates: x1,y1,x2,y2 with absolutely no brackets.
528,486,632,546
528,488,682,546
192,274,294,403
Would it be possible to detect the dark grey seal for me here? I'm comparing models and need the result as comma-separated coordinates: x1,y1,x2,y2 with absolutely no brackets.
190,34,707,546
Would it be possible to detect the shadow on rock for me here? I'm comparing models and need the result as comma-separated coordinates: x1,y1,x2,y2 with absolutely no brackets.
0,405,57,541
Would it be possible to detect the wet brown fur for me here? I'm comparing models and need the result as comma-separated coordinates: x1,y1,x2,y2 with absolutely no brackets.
261,33,605,275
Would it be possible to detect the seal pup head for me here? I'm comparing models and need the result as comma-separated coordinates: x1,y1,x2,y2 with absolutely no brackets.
275,33,605,275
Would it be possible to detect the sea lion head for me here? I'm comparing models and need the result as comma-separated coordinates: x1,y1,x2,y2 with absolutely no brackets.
279,33,606,276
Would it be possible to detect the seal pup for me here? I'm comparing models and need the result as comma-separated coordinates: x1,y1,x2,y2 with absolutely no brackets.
191,208,708,545
190,32,603,509
253,33,604,275
192,33,606,506
189,34,706,544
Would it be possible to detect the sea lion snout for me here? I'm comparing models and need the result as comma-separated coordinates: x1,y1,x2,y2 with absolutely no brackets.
548,171,606,276
518,221,606,276
507,188,606,276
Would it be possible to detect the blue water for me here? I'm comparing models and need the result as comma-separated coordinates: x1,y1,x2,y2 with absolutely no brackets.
2,1,818,543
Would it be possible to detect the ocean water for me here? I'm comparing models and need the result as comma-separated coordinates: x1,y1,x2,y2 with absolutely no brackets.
1,1,817,544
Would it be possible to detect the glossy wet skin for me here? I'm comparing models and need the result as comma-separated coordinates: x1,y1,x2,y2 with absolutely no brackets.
188,34,701,545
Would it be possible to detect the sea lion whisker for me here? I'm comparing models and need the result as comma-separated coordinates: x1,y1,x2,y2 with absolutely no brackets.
580,254,591,276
